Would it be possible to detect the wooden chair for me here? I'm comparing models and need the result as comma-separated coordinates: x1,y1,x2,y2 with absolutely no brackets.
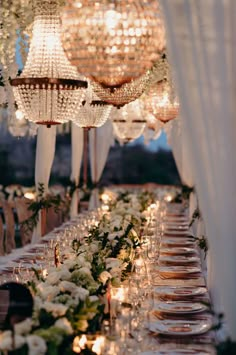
2,201,16,253
46,206,64,234
14,197,33,246
0,214,4,256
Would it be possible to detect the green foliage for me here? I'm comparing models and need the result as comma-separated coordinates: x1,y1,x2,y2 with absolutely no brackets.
20,183,65,233
137,190,156,212
189,206,201,227
182,185,194,200
192,235,208,258
7,344,29,355
37,309,57,329
172,185,194,203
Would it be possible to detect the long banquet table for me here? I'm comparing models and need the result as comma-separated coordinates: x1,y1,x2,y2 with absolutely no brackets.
0,190,216,354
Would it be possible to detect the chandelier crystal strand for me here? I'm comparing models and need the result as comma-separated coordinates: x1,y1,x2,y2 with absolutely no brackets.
61,0,166,88
112,99,146,143
11,0,87,127
74,81,112,128
91,53,168,108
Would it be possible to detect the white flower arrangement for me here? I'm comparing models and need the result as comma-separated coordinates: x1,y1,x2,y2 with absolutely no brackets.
0,189,153,354
26,334,47,355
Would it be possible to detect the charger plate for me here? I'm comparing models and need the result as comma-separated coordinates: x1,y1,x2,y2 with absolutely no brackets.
153,301,207,314
160,248,198,256
148,319,211,336
159,255,200,266
154,286,207,299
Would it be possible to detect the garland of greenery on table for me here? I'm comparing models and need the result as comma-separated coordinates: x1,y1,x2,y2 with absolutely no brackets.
0,189,153,355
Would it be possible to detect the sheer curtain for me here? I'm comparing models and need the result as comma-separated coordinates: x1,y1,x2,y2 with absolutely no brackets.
165,117,194,187
70,124,84,217
160,0,236,338
165,119,183,180
31,126,56,244
89,120,113,209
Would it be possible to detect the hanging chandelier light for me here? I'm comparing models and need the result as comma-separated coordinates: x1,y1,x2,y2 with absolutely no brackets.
90,56,166,108
11,0,87,127
74,81,112,128
112,99,146,143
91,70,151,109
143,79,179,124
61,0,166,88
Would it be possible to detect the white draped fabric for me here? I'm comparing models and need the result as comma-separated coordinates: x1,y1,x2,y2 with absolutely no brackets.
165,120,183,180
165,118,194,187
89,120,113,210
31,126,57,244
160,0,236,338
70,124,84,218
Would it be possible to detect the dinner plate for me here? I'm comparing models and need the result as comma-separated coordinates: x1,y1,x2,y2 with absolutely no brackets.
163,230,190,236
154,301,207,314
164,225,189,231
164,217,188,223
161,238,195,248
159,266,201,278
159,255,200,266
148,319,211,336
154,286,207,299
160,247,197,256
164,221,189,227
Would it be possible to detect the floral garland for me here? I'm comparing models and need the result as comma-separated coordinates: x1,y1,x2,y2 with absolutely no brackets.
0,189,154,354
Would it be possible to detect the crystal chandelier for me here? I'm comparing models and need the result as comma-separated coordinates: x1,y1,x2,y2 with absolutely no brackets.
112,99,146,143
91,54,168,108
61,0,166,88
74,82,112,128
11,0,87,127
143,79,179,123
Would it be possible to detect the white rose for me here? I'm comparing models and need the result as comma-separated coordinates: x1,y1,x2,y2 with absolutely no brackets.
0,331,25,351
59,280,77,294
73,287,89,301
63,258,76,269
106,258,122,269
14,318,32,335
99,271,112,285
43,302,68,317
76,255,86,265
45,271,61,285
54,318,73,335
89,242,99,253
109,266,122,278
89,295,99,303
111,239,118,248
79,267,91,275
57,266,71,281
107,232,117,241
37,284,60,301
34,296,43,311
26,335,47,355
